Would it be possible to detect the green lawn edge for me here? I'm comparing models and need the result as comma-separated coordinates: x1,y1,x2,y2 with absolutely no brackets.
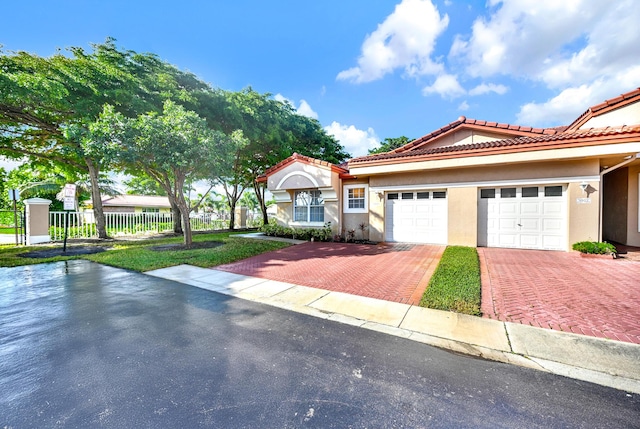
0,232,290,271
419,246,481,316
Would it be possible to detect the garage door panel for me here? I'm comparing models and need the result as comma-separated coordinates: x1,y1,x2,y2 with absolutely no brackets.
520,202,541,215
478,185,566,251
543,201,563,215
520,218,541,232
385,192,447,244
520,234,541,248
499,203,517,215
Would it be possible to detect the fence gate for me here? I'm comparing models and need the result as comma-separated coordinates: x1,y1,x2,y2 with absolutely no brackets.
0,209,26,245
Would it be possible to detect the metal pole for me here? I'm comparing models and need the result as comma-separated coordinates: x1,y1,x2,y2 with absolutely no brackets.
63,211,69,252
12,192,18,246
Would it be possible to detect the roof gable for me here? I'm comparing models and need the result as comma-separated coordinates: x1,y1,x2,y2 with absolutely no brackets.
391,116,565,154
257,153,348,183
567,87,640,131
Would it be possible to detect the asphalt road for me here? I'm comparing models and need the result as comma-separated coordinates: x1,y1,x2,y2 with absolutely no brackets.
1,260,638,428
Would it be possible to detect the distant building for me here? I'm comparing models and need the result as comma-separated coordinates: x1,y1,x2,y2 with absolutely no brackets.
84,195,172,213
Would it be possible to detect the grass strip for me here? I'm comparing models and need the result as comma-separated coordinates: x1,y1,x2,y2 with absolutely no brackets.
419,246,481,316
0,232,290,271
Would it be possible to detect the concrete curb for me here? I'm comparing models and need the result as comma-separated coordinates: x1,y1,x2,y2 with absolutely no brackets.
145,265,640,394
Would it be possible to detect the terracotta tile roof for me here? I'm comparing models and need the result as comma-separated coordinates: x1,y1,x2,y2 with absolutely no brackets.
349,125,640,166
390,116,564,154
257,153,348,182
567,87,640,131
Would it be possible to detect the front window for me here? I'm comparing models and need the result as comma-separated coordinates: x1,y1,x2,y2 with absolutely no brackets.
344,184,369,213
294,190,324,222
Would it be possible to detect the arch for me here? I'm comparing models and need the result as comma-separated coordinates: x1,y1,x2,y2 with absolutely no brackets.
276,171,320,190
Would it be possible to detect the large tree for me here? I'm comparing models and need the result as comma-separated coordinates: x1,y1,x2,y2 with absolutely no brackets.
368,136,414,154
0,39,225,238
219,88,350,225
100,101,241,246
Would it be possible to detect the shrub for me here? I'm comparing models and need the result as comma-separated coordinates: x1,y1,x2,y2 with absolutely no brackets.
572,241,617,255
260,221,333,242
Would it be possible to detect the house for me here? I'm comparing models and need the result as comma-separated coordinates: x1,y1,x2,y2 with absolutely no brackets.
84,195,172,213
258,88,640,251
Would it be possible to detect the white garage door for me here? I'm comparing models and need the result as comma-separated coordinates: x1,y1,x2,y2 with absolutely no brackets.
478,185,566,250
385,191,448,244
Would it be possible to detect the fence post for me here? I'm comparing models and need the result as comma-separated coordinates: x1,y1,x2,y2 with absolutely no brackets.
24,198,52,245
234,206,247,229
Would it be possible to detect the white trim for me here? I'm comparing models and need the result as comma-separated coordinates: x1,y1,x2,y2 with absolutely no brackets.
291,221,325,228
271,190,292,203
276,171,319,190
23,198,52,205
26,234,50,245
318,187,338,202
370,176,599,193
343,184,369,213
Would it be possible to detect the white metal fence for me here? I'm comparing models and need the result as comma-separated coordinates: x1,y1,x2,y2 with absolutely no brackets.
49,211,233,241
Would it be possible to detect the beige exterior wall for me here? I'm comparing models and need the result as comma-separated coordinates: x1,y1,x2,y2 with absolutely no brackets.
429,129,520,149
276,202,292,226
581,103,640,129
267,162,334,191
343,213,369,238
447,187,477,247
627,165,640,246
567,182,600,246
368,189,385,242
369,159,599,188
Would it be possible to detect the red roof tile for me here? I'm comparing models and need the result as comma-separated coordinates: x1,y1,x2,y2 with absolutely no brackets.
257,153,348,182
390,116,563,155
350,125,640,166
567,87,640,131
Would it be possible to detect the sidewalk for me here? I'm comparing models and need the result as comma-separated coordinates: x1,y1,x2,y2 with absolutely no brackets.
146,264,640,394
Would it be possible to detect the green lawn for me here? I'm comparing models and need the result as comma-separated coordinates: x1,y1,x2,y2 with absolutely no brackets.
419,246,481,316
0,227,18,234
0,232,290,271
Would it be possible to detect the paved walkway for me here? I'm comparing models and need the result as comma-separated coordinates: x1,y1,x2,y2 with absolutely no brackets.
479,248,640,344
145,264,640,394
217,242,444,305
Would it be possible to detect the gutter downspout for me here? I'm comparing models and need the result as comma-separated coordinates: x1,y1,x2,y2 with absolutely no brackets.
598,152,640,241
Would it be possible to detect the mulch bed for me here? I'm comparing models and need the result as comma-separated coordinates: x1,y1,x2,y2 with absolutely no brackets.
20,246,110,258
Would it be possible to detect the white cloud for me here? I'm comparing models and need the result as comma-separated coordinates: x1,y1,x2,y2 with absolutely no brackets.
324,121,379,157
468,83,508,96
274,94,318,119
450,0,640,126
337,0,449,83
296,100,318,120
458,100,470,111
422,73,465,99
516,66,640,125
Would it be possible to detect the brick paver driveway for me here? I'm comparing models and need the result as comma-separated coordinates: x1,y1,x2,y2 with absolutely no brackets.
479,248,640,344
217,242,444,305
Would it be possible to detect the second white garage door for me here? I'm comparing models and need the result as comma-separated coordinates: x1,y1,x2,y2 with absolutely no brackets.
385,191,448,244
478,185,566,250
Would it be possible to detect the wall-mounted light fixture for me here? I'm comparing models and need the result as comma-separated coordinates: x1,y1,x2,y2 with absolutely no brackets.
580,181,589,193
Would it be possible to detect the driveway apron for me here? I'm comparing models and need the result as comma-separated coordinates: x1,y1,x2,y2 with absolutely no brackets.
479,248,640,344
217,242,444,305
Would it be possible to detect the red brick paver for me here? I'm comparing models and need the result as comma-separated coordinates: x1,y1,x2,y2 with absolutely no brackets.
217,242,444,305
479,248,640,344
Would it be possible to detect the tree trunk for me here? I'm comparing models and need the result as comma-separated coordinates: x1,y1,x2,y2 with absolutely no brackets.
86,160,108,239
170,200,182,234
175,177,192,247
253,181,269,225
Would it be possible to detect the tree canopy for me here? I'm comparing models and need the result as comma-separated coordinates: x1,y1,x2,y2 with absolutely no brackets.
368,136,414,154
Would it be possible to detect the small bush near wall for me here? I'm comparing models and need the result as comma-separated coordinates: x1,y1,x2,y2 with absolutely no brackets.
260,221,333,242
572,241,617,255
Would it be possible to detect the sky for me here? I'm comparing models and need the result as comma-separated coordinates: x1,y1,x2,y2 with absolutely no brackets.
2,0,640,168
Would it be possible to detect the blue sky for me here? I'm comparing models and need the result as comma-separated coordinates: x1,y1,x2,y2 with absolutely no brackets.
2,0,640,162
